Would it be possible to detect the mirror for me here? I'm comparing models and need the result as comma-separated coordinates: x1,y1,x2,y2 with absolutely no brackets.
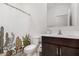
47,3,71,27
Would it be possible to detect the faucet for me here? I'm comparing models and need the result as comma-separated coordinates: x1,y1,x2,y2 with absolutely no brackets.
58,30,62,35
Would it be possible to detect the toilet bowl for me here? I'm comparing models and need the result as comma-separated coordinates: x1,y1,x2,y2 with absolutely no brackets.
24,44,37,56
23,35,41,56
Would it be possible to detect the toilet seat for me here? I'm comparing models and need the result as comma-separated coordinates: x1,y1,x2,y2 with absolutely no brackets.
24,44,36,50
24,44,37,56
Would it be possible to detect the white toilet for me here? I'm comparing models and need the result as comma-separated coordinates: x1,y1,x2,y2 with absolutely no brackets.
24,35,41,56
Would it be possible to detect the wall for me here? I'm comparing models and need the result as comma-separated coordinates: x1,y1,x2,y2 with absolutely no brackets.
47,3,70,27
0,3,47,40
70,3,78,26
77,4,79,26
68,3,79,26
0,4,32,39
70,3,79,26
24,3,47,37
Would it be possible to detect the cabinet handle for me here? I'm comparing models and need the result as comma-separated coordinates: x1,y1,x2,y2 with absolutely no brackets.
60,48,62,56
56,48,58,55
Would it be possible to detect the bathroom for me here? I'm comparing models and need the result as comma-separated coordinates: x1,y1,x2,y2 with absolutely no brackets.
0,3,79,56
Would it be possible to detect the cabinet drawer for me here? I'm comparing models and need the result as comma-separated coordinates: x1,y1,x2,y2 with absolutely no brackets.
42,36,59,43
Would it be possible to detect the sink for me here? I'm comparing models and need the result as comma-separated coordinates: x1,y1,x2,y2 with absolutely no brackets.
42,30,79,39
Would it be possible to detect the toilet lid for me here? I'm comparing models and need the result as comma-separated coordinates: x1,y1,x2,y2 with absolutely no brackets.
24,44,37,50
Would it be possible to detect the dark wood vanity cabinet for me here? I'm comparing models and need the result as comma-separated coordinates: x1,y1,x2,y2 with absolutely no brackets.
42,36,79,56
61,47,79,56
42,43,57,56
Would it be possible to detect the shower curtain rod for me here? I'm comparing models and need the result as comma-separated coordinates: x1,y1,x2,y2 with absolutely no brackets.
4,3,31,16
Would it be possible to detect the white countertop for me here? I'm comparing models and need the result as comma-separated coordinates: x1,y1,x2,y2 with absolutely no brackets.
41,34,79,39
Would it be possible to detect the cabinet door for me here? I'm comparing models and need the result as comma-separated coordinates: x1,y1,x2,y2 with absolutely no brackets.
61,47,79,56
42,43,57,56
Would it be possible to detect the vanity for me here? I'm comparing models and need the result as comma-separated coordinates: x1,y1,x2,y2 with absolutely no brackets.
43,3,79,56
42,34,79,56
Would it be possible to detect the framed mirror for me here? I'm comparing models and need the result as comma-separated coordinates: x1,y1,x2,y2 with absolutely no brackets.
47,3,71,27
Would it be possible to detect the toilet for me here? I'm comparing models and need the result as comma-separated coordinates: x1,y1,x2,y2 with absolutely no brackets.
24,35,41,56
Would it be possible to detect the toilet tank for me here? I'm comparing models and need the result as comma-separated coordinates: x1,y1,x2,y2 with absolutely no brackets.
31,35,41,45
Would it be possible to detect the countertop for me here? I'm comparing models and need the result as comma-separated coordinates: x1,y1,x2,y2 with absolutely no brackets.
41,33,79,39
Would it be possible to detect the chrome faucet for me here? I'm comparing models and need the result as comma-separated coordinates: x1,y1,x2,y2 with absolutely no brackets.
58,30,62,35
